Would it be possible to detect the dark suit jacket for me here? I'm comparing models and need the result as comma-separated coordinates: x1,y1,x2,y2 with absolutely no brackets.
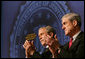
40,48,52,58
31,48,52,58
58,31,84,58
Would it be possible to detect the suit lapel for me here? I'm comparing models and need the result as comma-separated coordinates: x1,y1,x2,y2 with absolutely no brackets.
69,32,83,51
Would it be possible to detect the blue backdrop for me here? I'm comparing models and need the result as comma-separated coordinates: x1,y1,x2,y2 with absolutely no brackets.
1,1,84,58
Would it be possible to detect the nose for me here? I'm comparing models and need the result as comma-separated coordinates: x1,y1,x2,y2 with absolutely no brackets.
62,25,65,30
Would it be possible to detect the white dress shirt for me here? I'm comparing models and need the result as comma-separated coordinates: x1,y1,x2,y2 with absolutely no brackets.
72,30,81,43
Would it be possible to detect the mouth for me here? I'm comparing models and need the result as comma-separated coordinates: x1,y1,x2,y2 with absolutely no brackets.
64,29,66,31
64,30,67,34
64,29,67,32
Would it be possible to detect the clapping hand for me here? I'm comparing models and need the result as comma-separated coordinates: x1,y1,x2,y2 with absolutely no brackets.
23,40,35,58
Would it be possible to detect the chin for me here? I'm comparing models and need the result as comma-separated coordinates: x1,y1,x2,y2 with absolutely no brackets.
65,33,68,36
65,31,69,36
42,45,46,47
42,43,45,46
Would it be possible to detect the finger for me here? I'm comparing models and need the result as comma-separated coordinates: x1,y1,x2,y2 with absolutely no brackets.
47,35,51,39
23,44,27,49
26,40,31,45
54,34,58,41
31,40,34,45
24,40,28,46
23,45,25,48
54,34,57,39
23,42,27,48
23,40,31,49
24,45,30,50
26,40,29,43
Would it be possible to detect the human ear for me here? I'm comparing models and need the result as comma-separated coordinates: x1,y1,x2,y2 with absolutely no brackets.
73,20,77,27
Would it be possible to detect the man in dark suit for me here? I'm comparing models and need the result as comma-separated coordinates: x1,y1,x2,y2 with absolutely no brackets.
23,26,57,58
46,13,84,58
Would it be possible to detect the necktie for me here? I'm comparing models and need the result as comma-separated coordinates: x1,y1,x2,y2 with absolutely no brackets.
69,38,73,48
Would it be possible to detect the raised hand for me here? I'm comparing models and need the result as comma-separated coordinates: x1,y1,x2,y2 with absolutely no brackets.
23,40,31,50
23,40,35,58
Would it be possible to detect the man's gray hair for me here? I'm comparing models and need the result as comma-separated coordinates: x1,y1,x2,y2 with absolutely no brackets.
62,13,81,27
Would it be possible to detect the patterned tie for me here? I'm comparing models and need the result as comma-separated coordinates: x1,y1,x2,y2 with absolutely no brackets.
69,38,73,48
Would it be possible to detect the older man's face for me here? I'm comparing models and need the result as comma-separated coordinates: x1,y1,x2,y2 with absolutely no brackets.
62,18,75,36
38,28,48,46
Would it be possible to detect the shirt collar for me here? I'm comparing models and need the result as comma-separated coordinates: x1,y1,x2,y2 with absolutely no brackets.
72,30,81,42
